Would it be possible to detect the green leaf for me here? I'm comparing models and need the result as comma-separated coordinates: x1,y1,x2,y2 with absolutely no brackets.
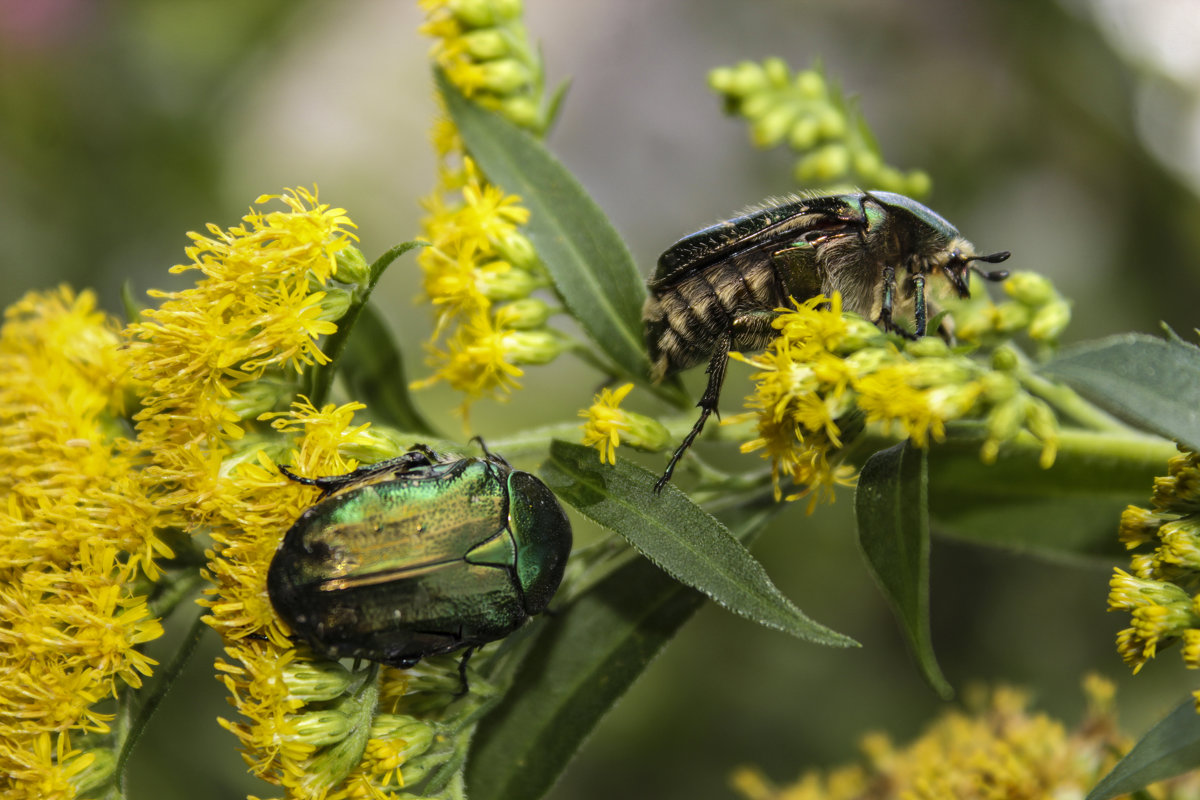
466,497,778,800
306,240,427,408
855,442,951,698
540,440,855,647
1086,696,1200,800
437,73,651,383
1043,333,1200,451
926,427,1172,561
337,303,438,437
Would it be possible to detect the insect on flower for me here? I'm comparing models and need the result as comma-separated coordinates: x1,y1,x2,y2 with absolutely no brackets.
268,443,572,691
643,190,1010,491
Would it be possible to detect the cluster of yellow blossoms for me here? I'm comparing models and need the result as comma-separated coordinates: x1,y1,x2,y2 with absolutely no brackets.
414,0,565,416
1109,446,1200,706
732,676,1200,800
0,288,167,799
1,189,460,800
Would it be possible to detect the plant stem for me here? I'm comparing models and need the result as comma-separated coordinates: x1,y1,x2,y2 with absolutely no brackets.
116,608,209,793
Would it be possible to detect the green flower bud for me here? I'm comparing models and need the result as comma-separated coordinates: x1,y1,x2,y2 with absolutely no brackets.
495,297,552,330
334,245,371,285
447,0,495,28
796,144,850,183
316,287,354,322
990,345,1019,371
1029,300,1072,342
490,0,523,22
752,106,796,148
992,301,1032,333
506,329,564,365
1023,398,1058,452
285,659,354,702
814,107,846,139
293,710,353,747
788,117,820,150
852,149,882,180
622,411,672,453
763,57,790,87
904,337,950,358
477,261,540,301
499,94,541,129
838,317,887,352
739,91,775,121
225,380,292,421
979,370,1018,403
336,427,418,466
1003,271,1056,306
478,59,532,95
72,749,116,796
462,29,510,60
370,715,437,760
794,69,825,99
981,396,1025,463
493,229,538,270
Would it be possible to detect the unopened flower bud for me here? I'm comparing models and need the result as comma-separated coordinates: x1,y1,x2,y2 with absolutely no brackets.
285,659,354,702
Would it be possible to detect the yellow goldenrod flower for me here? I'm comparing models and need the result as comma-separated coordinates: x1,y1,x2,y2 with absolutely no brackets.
0,287,168,800
415,2,566,423
579,383,670,465
727,293,1058,507
729,677,1199,800
1110,446,1200,693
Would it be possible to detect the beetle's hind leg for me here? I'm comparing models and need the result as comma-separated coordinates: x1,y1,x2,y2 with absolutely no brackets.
653,332,732,494
654,311,775,493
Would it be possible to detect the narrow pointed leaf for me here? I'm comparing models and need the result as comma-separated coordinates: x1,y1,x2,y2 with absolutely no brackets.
438,73,650,382
466,499,778,800
337,303,437,436
1043,333,1200,451
926,428,1172,561
1086,696,1200,800
856,442,951,698
540,440,855,647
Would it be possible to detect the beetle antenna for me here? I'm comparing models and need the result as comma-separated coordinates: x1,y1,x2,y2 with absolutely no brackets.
968,250,1010,282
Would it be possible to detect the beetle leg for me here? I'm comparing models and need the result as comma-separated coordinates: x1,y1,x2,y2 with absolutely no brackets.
873,264,920,340
911,272,927,337
454,646,476,697
654,329,734,493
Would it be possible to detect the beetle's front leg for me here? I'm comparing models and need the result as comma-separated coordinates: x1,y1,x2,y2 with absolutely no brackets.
874,263,919,340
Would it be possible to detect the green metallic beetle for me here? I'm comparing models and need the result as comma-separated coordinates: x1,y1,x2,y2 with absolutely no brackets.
267,444,572,674
643,191,1011,491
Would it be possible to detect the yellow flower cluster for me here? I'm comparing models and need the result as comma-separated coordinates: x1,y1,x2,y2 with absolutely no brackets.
415,0,565,418
120,188,443,797
708,58,931,196
949,270,1072,351
731,677,1187,800
730,294,1059,507
1109,447,1200,705
0,288,169,800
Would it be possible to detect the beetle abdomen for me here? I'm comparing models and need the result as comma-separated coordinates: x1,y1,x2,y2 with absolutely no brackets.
644,254,785,380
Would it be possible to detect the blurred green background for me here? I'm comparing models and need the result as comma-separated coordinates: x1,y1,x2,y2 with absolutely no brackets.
5,0,1200,797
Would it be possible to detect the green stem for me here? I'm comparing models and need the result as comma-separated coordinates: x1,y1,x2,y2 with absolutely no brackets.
1017,368,1130,433
116,608,209,794
306,241,427,407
